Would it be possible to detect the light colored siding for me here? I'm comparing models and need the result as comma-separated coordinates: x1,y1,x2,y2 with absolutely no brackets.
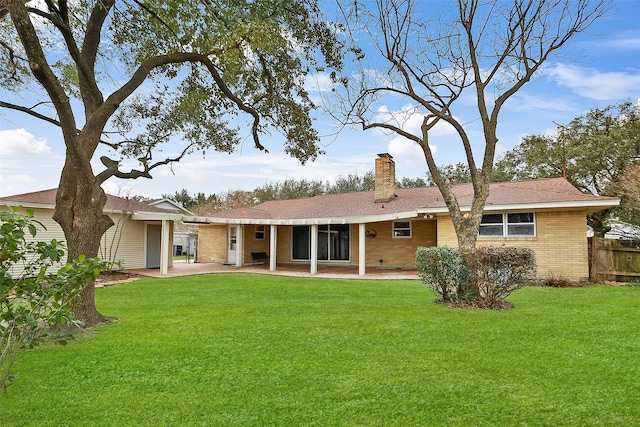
3,207,174,273
436,209,590,281
99,213,145,269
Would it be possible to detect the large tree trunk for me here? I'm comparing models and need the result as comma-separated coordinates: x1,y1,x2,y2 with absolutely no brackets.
588,210,611,238
53,158,114,327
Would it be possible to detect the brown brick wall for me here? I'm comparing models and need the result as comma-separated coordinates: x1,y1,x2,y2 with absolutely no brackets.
197,224,227,264
436,209,589,281
361,219,437,267
375,154,396,202
242,225,271,264
276,226,292,262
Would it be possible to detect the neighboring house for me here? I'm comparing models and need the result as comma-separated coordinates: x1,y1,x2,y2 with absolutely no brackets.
148,198,198,257
1,189,185,275
592,219,640,241
194,153,619,281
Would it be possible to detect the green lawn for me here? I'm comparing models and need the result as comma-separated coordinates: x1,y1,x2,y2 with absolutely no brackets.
2,274,639,426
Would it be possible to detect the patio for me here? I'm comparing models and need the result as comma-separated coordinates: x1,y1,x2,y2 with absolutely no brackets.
125,260,420,281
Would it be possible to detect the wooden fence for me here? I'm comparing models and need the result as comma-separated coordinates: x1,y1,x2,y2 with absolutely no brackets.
589,237,640,282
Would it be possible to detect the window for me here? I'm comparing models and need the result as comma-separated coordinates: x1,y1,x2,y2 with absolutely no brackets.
480,213,535,237
292,226,310,260
507,213,535,236
479,214,504,236
393,221,412,238
292,225,351,261
255,225,265,240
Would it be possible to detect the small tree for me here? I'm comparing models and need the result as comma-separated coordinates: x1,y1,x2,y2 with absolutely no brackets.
0,208,104,392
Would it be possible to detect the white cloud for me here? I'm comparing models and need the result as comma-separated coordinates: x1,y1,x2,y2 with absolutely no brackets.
0,129,53,156
543,63,640,101
387,135,430,166
508,93,576,112
305,73,337,94
596,30,640,51
0,173,36,197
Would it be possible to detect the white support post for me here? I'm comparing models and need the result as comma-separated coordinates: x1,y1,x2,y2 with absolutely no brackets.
359,223,366,276
269,224,277,272
235,225,243,267
310,224,318,275
160,219,170,275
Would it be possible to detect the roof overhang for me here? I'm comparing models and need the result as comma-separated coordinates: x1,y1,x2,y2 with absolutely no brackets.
417,199,621,215
179,211,420,226
1,201,56,210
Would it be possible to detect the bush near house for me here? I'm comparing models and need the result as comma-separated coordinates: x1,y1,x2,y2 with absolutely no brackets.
416,246,536,308
415,247,469,302
0,208,105,392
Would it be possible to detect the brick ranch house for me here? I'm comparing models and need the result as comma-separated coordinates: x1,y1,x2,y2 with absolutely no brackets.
194,154,619,281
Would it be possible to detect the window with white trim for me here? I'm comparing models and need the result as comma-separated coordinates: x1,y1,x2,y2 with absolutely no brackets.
479,213,535,237
392,221,412,238
255,225,265,240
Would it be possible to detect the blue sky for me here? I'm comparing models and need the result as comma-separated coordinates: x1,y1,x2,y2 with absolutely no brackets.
1,0,640,199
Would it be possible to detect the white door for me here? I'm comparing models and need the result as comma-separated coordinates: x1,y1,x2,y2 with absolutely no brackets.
227,226,237,264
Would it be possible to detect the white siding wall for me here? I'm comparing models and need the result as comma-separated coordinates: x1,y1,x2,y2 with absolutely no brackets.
99,213,146,269
2,207,169,274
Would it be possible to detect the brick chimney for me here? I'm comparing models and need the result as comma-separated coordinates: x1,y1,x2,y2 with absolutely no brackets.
375,153,396,203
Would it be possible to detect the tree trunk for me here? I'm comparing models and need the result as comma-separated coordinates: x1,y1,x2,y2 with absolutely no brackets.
53,159,114,327
588,210,611,238
454,217,480,250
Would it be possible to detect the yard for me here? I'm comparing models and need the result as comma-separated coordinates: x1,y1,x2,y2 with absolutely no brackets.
1,274,639,426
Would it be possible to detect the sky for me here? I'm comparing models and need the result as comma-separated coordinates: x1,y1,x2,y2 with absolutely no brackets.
1,0,640,200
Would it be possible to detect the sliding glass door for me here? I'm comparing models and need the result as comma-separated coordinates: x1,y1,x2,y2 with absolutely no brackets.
292,224,350,261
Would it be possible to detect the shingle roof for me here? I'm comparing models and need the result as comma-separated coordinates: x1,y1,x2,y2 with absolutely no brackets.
2,178,618,226
0,188,175,214
422,178,618,208
210,178,618,223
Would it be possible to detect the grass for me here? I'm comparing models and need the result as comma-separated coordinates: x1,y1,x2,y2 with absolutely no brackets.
1,274,639,426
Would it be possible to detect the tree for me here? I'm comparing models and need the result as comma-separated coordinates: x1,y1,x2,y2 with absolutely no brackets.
190,190,256,215
425,162,472,187
163,189,207,209
0,0,342,325
397,176,427,188
494,102,640,235
325,170,375,194
334,0,611,249
616,165,640,229
254,177,324,203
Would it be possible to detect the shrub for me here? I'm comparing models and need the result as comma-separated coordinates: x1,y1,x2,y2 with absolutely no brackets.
415,247,470,302
417,246,536,309
544,275,580,288
464,246,536,307
1,207,105,392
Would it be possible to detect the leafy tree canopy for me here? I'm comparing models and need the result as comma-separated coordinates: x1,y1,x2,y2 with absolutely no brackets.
494,102,640,233
0,0,344,325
